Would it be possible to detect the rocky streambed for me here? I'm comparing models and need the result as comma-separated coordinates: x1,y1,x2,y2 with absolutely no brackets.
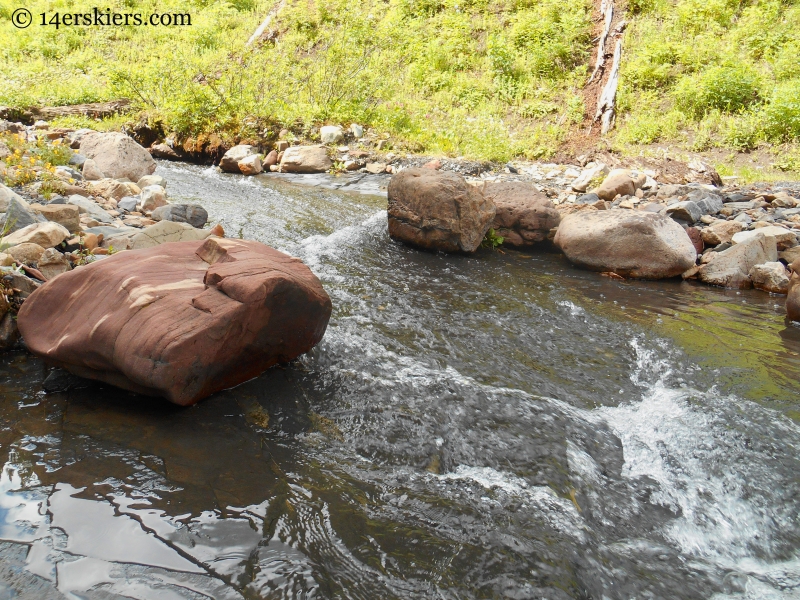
1,123,800,598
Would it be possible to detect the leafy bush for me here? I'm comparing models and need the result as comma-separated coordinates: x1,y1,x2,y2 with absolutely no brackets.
674,65,762,117
762,81,800,142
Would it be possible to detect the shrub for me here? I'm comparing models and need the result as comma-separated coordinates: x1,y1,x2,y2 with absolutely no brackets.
762,80,800,142
674,65,762,118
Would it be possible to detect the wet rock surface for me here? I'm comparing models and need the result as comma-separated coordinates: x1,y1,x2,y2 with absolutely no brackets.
17,238,332,405
387,168,495,253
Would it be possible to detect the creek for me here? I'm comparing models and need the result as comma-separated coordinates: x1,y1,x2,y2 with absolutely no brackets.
1,162,799,599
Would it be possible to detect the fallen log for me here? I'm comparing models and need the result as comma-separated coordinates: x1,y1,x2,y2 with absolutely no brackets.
0,100,132,123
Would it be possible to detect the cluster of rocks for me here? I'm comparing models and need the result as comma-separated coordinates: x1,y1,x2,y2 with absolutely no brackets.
387,168,559,253
386,166,800,320
213,123,401,177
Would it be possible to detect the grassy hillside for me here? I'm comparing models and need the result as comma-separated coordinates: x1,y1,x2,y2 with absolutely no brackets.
617,0,800,171
0,0,798,169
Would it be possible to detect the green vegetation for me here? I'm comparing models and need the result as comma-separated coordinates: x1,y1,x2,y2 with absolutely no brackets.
0,0,591,161
481,228,505,249
0,132,73,187
0,0,799,165
617,0,800,159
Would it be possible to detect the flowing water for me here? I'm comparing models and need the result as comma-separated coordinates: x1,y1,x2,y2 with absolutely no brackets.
2,163,800,599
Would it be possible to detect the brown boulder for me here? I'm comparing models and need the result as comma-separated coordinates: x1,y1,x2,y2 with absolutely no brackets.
701,220,744,246
32,204,80,233
787,260,800,321
594,169,647,201
554,210,697,279
387,168,495,253
17,238,332,406
483,182,560,246
219,145,257,173
263,150,278,167
6,243,45,264
79,132,156,182
280,145,332,173
685,226,704,254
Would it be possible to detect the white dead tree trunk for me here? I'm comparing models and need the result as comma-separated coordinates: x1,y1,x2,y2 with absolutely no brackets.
587,0,614,84
595,38,622,134
246,0,286,47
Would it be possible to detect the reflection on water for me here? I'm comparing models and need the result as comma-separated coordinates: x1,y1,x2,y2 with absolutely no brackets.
1,163,799,599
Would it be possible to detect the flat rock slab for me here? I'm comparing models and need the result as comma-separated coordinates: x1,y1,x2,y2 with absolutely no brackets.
18,238,332,405
554,210,697,279
697,233,778,289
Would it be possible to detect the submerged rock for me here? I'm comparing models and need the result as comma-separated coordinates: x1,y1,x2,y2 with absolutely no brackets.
17,238,332,405
0,312,20,352
787,260,800,321
387,168,495,253
483,181,560,246
554,211,696,279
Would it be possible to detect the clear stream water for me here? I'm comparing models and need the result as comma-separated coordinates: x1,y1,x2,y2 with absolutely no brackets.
1,162,800,599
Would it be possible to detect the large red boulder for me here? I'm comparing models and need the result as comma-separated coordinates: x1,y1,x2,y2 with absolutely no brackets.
17,238,332,405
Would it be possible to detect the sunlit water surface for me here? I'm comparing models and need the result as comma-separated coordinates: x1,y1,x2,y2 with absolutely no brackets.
1,163,799,599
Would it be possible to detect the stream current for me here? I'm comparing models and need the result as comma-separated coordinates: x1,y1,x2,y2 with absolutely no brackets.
1,162,800,599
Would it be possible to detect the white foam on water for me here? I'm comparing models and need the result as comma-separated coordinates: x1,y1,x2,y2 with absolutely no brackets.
297,210,387,278
435,465,585,537
597,338,800,597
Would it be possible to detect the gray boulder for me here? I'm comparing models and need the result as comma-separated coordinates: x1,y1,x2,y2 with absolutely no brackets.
320,125,344,144
697,233,778,288
117,197,139,212
151,204,208,228
666,194,723,223
554,210,697,279
79,132,156,182
67,195,114,224
0,183,26,212
2,197,43,234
